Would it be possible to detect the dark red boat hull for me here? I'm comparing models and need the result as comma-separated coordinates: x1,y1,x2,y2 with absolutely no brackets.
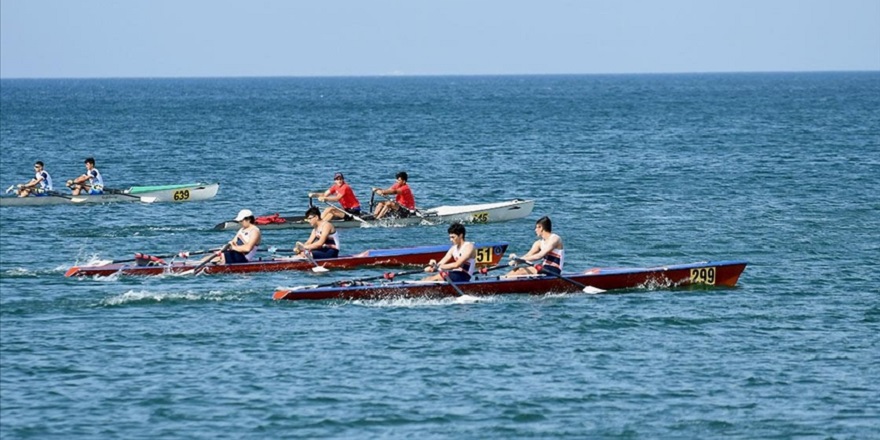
273,260,748,301
65,242,509,277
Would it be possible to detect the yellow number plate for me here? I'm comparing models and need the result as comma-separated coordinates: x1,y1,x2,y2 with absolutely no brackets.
475,246,494,264
472,212,489,223
690,267,716,285
173,190,190,201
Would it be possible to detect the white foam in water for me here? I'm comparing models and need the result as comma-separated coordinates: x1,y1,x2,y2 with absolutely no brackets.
352,294,491,308
5,268,33,276
100,289,237,306
91,272,120,282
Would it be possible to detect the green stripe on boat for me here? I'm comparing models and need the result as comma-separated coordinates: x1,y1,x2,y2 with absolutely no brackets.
129,183,208,194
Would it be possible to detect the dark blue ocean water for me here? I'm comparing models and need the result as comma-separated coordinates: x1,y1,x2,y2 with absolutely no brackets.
1,73,878,439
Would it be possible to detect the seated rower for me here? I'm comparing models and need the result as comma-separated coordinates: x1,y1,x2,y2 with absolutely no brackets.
505,216,564,277
372,171,416,219
197,209,262,266
294,207,340,259
422,223,475,282
66,157,104,196
17,161,53,197
307,172,362,222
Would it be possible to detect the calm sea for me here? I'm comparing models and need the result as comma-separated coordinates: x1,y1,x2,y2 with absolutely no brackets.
1,73,878,439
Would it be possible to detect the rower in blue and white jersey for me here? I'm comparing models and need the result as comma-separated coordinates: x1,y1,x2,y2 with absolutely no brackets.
67,157,104,196
423,222,476,282
295,207,341,259
505,216,565,277
16,161,53,197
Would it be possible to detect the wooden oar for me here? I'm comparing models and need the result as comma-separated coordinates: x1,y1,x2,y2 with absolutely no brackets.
292,243,329,273
511,258,605,294
371,190,426,219
70,190,156,204
321,200,370,224
183,244,230,275
475,263,511,277
91,248,222,266
305,268,428,289
438,270,466,297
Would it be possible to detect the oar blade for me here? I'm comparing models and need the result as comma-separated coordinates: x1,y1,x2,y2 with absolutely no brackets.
582,286,605,294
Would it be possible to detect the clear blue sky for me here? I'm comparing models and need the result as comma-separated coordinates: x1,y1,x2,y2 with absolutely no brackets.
2,0,878,78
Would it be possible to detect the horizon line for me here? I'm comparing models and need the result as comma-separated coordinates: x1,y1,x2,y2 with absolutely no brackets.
2,69,878,81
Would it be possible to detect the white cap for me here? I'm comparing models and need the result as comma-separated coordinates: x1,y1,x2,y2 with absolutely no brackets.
235,209,254,221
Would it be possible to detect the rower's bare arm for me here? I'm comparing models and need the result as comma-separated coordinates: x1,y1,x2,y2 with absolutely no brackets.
436,248,456,269
521,241,543,261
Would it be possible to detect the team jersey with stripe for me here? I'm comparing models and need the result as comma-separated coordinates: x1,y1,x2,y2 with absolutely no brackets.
316,224,340,251
88,168,104,189
540,234,565,272
451,242,476,277
35,170,53,191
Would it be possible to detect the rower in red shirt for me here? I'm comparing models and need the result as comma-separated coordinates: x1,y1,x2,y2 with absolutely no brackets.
308,172,362,222
372,171,416,219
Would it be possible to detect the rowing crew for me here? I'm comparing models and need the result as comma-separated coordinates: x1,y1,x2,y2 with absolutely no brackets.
307,171,417,221
422,216,563,282
201,203,563,279
8,157,104,198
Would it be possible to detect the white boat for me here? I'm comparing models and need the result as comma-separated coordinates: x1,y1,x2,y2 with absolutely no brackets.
0,182,220,207
213,199,535,230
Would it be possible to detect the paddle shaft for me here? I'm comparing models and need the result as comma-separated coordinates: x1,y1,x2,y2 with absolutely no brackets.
513,258,589,290
439,270,466,297
107,248,220,264
191,244,230,275
321,200,369,224
371,190,424,218
314,268,427,288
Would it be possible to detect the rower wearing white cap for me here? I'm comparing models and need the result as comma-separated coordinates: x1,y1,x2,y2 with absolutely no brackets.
196,209,262,266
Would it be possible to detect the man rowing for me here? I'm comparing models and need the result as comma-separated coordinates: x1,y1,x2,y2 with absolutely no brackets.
308,172,362,222
505,216,564,277
372,171,416,219
293,207,340,259
15,161,53,197
196,209,262,266
66,157,104,196
422,223,476,282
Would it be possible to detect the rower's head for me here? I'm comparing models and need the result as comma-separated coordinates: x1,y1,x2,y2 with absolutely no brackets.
447,222,466,244
84,157,95,169
535,216,552,235
396,171,408,183
305,207,321,225
235,209,255,225
333,172,345,184
34,161,44,171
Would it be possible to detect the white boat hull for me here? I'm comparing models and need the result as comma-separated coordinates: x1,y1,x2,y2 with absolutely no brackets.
0,183,220,207
214,199,535,230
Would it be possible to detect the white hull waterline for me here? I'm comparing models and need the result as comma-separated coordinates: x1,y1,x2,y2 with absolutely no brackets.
0,183,220,207
214,199,535,230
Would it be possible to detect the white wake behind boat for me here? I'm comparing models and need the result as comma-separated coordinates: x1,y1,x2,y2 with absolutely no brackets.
0,182,220,207
213,199,535,230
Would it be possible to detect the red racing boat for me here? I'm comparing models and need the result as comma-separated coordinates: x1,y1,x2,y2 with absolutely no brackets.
65,242,509,277
273,260,747,301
